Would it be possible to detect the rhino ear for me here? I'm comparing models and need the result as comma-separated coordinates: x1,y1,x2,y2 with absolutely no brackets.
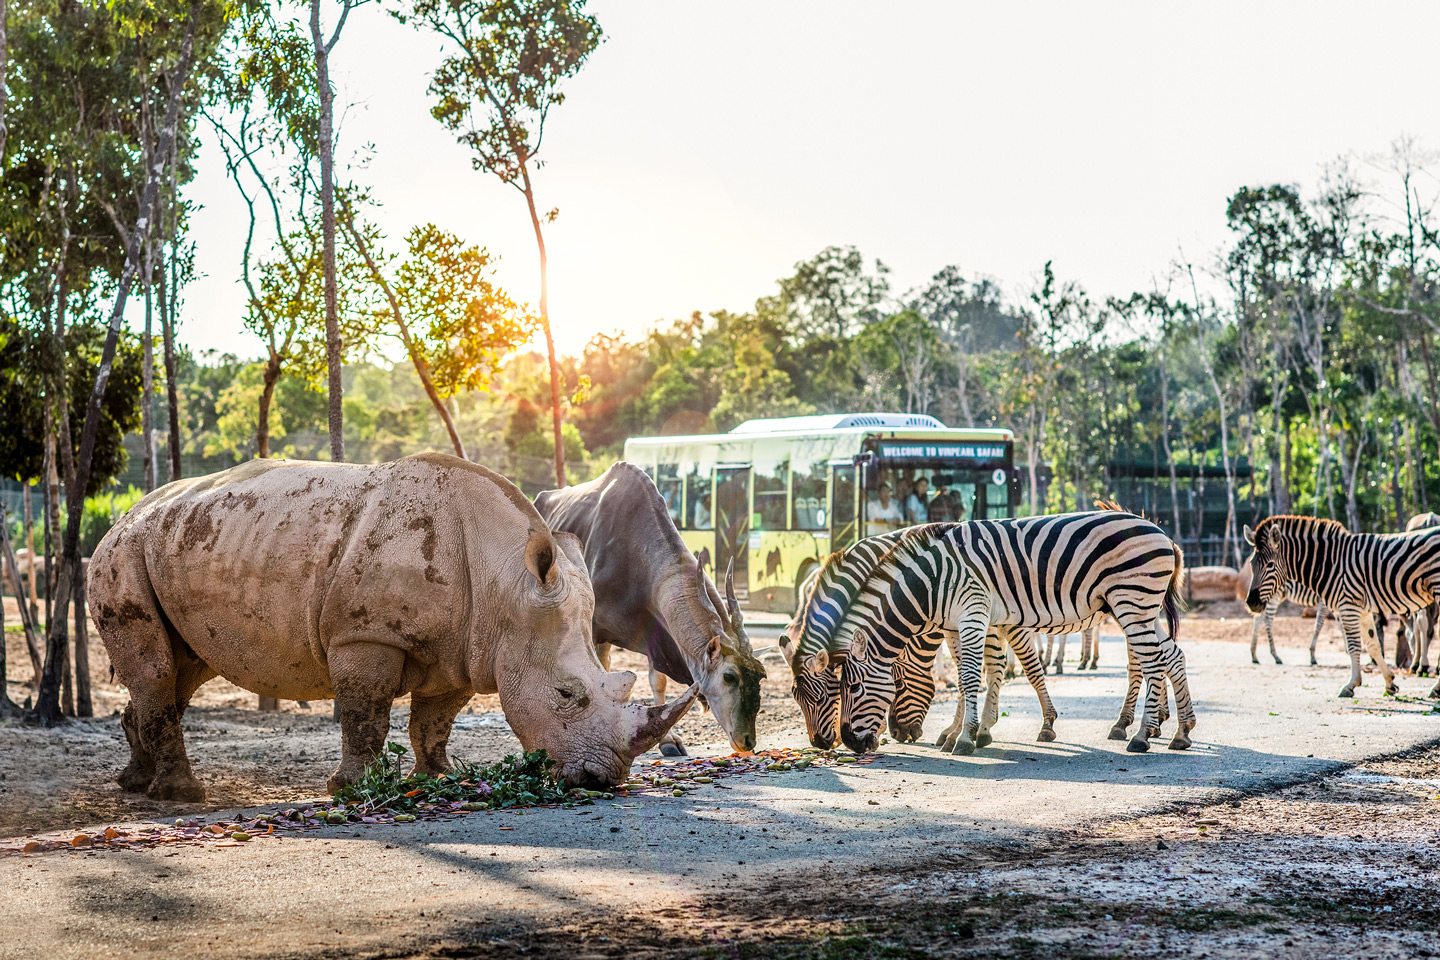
525,530,558,586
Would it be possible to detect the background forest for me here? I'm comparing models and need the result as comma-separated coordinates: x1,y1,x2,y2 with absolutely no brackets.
2,2,1439,719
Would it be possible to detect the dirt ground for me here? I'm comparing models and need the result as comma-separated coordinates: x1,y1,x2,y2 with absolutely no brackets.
393,745,1440,960
0,594,1415,842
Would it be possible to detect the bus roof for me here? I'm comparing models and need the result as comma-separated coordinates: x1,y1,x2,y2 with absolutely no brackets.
623,414,1013,461
730,413,946,433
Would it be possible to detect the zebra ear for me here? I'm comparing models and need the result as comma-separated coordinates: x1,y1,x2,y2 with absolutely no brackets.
812,649,830,672
1243,524,1256,546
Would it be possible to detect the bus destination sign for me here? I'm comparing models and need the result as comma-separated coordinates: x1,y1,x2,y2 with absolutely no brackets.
879,443,1007,460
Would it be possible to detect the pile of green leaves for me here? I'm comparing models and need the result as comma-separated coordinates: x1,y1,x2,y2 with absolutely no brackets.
332,743,575,813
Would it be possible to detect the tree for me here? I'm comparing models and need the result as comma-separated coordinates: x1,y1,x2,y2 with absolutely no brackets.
34,1,215,725
309,0,359,463
770,244,892,340
339,211,536,458
400,0,604,487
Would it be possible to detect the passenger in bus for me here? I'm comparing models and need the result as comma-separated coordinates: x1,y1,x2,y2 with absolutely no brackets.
866,482,904,537
694,494,713,530
928,477,961,522
905,477,930,523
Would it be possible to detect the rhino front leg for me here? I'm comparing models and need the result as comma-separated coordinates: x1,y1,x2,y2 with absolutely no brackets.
408,689,474,776
328,643,405,793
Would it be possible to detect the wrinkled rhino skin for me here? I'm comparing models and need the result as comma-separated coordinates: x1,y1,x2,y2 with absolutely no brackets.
89,453,684,800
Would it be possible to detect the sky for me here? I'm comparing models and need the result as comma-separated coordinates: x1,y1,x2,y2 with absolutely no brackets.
170,0,1440,360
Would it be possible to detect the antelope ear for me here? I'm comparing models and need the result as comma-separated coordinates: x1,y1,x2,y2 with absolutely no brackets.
1243,524,1256,546
705,636,723,668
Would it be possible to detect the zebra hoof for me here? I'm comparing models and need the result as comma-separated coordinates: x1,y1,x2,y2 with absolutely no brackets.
1273,657,1284,666
1338,687,1355,698
1167,734,1191,751
659,740,688,757
950,739,976,756
1107,725,1128,741
1310,657,1319,666
1036,728,1056,743
974,731,993,749
1054,665,1063,676
1126,736,1151,754
1250,656,1260,665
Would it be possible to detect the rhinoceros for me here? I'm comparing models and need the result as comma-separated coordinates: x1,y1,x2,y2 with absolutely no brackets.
535,462,766,754
88,454,695,800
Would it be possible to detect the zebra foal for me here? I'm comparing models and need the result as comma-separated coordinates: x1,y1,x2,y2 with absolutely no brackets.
1243,515,1440,698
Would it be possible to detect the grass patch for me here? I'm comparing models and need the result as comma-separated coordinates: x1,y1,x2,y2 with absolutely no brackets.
331,742,575,813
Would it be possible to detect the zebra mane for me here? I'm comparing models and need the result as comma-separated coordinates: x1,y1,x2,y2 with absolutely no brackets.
1255,514,1348,541
792,530,917,669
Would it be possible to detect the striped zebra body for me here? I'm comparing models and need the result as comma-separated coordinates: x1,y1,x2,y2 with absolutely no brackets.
1404,514,1440,686
1249,581,1327,666
1243,515,1440,698
822,512,1190,756
786,529,1061,749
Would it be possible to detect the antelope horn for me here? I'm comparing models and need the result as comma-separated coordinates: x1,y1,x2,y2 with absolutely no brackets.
628,683,701,755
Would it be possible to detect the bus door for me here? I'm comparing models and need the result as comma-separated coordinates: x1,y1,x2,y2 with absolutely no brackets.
715,465,751,599
830,461,860,550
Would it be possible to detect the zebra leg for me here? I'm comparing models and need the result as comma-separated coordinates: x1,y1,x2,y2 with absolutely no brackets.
941,622,987,756
1110,641,1142,741
1008,629,1058,742
937,630,970,752
975,630,1007,749
1158,634,1195,750
1309,606,1325,667
1249,615,1262,664
1361,610,1398,695
1266,599,1283,665
1115,616,1167,753
1418,605,1436,679
1337,606,1370,698
1052,633,1066,676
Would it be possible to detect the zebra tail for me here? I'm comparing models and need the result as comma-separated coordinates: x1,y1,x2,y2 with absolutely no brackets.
1164,543,1186,640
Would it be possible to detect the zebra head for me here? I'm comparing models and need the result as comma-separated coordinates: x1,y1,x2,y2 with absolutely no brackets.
1242,521,1284,614
790,651,841,749
838,636,894,755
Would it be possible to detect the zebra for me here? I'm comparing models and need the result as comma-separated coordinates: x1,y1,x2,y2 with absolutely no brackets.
784,536,1059,747
1242,515,1440,699
811,512,1191,756
1249,582,1328,666
1404,513,1440,681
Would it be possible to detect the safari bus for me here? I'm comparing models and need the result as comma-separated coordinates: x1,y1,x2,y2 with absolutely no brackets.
623,413,1019,613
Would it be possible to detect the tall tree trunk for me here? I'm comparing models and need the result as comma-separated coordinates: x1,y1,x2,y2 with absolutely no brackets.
72,560,90,716
0,513,42,691
1158,343,1181,537
311,0,345,464
0,0,8,161
159,252,182,482
518,170,564,487
0,545,13,715
35,6,200,725
141,253,157,492
257,356,280,459
23,482,39,629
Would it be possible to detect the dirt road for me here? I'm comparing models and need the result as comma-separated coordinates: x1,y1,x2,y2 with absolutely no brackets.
0,623,1437,959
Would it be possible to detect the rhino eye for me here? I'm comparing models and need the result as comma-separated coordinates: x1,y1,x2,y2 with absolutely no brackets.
556,688,573,699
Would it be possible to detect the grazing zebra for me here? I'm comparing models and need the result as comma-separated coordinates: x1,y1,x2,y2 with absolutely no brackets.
1242,515,1440,698
1406,513,1440,682
784,537,1059,747
808,512,1190,756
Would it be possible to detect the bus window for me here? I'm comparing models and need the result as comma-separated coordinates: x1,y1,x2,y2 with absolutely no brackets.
656,463,683,525
792,461,827,530
686,471,713,530
986,478,1009,519
754,460,788,531
831,464,858,549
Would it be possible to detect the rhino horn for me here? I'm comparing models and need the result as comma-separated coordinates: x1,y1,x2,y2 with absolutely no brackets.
601,670,638,703
628,683,700,756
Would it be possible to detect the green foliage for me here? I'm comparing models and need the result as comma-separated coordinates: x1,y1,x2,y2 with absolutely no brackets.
330,742,573,813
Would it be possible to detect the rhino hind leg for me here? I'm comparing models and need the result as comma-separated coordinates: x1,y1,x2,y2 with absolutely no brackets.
327,643,405,793
117,702,154,793
408,688,474,776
